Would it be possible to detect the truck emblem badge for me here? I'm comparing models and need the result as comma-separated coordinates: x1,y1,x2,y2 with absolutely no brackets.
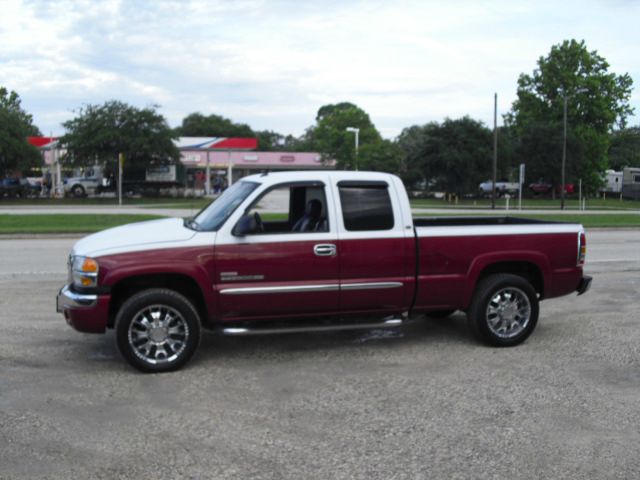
220,272,264,282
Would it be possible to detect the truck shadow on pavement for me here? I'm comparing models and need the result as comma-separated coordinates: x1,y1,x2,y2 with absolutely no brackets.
194,313,476,365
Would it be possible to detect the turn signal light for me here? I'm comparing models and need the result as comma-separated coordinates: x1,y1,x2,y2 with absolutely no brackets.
81,257,99,273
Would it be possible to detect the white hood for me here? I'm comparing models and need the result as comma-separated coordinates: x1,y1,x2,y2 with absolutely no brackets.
73,217,197,257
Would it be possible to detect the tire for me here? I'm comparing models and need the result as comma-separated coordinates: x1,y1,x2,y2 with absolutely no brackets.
72,185,86,198
467,274,539,347
427,310,456,319
115,288,201,373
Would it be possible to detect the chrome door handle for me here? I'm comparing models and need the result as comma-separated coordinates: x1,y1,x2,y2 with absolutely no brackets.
314,244,336,256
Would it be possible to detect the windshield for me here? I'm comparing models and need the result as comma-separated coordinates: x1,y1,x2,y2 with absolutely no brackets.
193,180,259,231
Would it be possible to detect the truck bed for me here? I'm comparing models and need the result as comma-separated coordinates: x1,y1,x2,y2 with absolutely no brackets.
411,215,583,312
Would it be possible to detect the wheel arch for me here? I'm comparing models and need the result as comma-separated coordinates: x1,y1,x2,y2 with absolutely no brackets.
477,261,544,295
464,253,549,308
108,273,209,329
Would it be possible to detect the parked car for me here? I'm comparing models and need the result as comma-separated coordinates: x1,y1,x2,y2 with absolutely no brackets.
529,181,575,195
0,178,24,198
57,171,592,372
528,181,553,195
479,180,519,196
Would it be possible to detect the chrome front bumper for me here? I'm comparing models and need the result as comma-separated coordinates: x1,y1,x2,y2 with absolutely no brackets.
56,284,98,312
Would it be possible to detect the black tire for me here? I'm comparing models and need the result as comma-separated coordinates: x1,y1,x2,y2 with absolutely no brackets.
72,185,86,198
427,310,456,319
115,288,201,373
467,274,539,347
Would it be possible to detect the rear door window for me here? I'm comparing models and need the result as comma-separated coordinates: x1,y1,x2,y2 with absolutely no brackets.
338,183,394,231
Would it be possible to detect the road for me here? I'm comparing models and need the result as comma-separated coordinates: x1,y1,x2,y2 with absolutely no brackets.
0,230,639,479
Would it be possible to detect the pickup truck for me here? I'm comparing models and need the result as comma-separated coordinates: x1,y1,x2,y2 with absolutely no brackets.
478,179,521,197
56,171,592,372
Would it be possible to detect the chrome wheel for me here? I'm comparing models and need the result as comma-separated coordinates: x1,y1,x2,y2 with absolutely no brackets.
485,287,531,339
128,304,190,365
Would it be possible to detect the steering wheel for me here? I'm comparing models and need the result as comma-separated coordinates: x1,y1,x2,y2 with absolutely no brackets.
253,212,264,233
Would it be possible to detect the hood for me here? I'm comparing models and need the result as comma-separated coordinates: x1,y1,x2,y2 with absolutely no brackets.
73,217,197,257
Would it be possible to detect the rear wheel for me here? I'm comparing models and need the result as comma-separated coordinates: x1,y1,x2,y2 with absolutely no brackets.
72,185,86,198
115,289,201,372
467,274,538,347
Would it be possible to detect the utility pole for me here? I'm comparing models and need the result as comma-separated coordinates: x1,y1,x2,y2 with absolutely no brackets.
492,93,498,209
561,95,568,210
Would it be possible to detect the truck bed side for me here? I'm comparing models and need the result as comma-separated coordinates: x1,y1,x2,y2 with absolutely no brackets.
412,218,583,312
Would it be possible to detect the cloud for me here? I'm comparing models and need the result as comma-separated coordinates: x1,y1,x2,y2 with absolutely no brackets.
0,0,638,138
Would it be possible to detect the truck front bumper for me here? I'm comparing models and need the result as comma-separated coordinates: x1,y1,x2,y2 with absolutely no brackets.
57,284,110,333
576,276,592,296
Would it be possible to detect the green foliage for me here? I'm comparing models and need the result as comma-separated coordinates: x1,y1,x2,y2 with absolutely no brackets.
508,39,634,193
398,117,493,194
255,130,306,151
358,140,403,173
60,100,179,168
609,127,640,169
311,102,382,169
176,112,254,137
424,117,493,195
0,87,41,176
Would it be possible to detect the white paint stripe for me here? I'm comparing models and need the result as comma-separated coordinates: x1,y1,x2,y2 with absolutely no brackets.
416,224,582,238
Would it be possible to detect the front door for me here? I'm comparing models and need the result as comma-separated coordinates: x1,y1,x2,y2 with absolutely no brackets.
214,181,340,321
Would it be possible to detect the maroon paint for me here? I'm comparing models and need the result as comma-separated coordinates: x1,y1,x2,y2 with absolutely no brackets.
337,237,415,313
64,295,111,333
214,239,339,319
98,245,217,320
414,232,582,311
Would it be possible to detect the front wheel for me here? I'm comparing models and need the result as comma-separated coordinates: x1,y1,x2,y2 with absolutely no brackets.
115,289,201,372
467,274,539,347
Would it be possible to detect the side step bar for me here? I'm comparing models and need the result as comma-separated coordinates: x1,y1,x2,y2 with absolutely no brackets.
220,318,404,336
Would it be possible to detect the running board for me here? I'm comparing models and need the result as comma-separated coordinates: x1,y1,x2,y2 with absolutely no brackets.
220,318,404,336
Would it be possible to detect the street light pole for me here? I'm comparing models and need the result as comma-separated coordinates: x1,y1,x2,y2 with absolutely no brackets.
345,127,360,171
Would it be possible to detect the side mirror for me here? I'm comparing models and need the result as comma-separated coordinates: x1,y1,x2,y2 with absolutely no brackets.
233,214,258,236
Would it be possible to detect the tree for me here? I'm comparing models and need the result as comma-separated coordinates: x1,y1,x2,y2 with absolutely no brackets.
310,102,382,169
508,39,634,193
397,123,438,187
358,140,403,173
397,118,496,194
255,130,306,151
60,100,179,168
422,117,493,196
175,112,254,138
0,87,41,176
609,127,640,170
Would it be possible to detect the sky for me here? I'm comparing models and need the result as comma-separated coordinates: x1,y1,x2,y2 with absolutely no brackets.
1,0,639,139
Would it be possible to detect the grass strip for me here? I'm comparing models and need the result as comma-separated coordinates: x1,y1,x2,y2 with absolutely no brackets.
0,214,164,234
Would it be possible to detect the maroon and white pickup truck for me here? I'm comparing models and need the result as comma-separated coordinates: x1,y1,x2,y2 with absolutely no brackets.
57,171,592,372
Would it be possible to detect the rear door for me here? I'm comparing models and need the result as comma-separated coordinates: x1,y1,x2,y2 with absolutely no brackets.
333,178,415,315
213,180,340,321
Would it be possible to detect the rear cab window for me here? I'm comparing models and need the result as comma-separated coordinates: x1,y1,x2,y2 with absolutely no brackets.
337,181,394,231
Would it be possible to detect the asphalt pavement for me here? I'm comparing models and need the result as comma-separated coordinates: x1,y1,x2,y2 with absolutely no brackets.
0,230,639,479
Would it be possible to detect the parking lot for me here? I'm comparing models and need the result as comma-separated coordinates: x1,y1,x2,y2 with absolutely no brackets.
1,230,639,479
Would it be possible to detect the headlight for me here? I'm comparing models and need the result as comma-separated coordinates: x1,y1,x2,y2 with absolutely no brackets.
71,255,99,288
